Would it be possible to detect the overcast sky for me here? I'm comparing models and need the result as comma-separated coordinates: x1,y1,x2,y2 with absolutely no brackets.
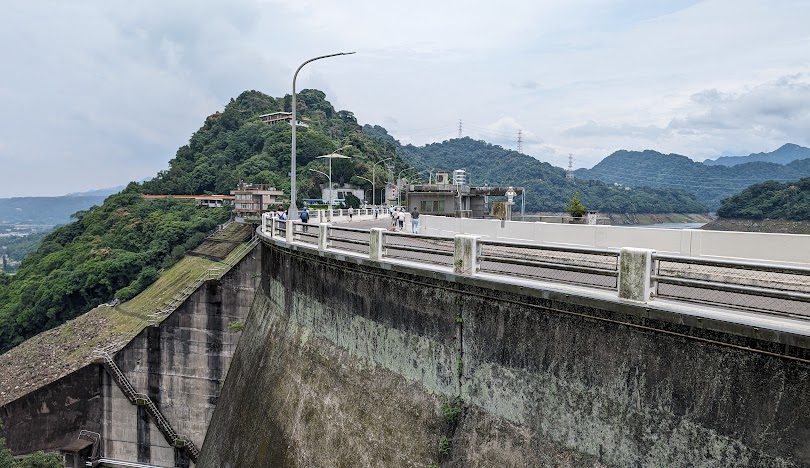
1,0,809,197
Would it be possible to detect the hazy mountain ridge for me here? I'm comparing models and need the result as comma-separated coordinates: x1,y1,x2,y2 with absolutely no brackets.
575,149,810,209
704,143,810,167
385,135,707,213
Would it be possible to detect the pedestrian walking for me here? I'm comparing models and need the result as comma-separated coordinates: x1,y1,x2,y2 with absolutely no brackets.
348,206,355,221
373,206,379,219
410,207,420,233
397,209,405,231
300,207,310,232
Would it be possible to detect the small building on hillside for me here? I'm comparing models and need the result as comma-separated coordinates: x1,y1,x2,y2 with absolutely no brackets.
258,111,309,128
142,194,234,208
230,182,285,219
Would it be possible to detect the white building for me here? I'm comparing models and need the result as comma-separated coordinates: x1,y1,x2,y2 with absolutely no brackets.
321,184,366,206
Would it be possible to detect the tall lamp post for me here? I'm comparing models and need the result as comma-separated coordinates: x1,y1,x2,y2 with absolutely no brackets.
356,176,374,205
289,51,355,220
316,151,352,209
370,157,392,207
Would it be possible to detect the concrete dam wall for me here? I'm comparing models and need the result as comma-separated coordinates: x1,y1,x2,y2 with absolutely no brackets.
0,245,260,466
200,240,810,467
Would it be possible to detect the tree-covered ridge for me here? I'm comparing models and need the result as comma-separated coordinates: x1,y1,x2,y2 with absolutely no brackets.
717,177,810,221
142,89,404,201
392,136,706,213
0,192,229,352
575,149,810,210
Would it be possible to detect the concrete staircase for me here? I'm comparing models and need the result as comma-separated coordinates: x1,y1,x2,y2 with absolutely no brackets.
93,351,199,463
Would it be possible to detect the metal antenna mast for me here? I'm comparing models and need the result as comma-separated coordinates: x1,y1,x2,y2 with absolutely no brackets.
517,129,523,152
566,154,574,180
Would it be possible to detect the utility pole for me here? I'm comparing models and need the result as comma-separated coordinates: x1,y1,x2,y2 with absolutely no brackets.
566,154,574,180
517,129,523,152
458,119,463,138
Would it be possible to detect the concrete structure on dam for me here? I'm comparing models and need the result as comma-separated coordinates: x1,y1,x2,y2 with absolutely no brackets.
198,217,809,467
0,225,260,467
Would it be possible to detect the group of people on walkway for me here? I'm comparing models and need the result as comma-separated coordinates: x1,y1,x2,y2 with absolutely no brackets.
389,206,420,233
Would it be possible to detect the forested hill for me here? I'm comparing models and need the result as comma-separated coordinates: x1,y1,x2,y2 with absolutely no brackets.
0,89,407,353
575,150,810,210
142,89,404,198
716,177,810,220
704,143,810,167
388,135,706,213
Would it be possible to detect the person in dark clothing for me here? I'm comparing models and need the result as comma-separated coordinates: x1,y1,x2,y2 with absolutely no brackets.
410,207,420,233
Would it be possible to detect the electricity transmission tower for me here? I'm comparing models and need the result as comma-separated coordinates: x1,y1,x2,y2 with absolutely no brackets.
517,130,523,152
566,154,575,180
458,119,463,138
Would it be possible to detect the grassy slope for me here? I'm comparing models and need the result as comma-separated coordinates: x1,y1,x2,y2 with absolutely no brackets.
0,239,248,406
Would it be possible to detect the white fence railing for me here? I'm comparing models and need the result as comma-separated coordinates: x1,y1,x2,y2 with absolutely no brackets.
258,222,810,319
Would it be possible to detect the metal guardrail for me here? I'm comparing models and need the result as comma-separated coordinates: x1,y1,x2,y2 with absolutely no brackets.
652,254,810,317
328,225,371,254
479,239,619,289
382,230,455,266
258,220,810,318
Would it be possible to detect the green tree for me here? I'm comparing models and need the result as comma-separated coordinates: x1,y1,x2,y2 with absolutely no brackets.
566,192,586,217
344,193,362,209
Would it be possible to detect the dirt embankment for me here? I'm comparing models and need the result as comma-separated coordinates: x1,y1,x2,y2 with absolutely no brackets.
605,213,713,225
701,218,810,234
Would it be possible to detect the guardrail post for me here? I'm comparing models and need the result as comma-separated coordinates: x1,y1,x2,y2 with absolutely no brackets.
318,223,331,251
454,234,480,275
618,248,654,302
270,217,277,238
285,220,294,243
261,213,268,233
369,228,385,260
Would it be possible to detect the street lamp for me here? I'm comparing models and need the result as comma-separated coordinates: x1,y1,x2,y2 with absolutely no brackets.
370,157,392,207
396,167,418,208
289,51,356,220
316,152,351,209
356,175,373,204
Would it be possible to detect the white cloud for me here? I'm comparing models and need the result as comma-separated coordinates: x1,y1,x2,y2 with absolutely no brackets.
0,0,808,195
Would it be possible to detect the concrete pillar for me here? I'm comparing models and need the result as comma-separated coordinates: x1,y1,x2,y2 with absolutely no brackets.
319,223,331,251
285,221,294,243
454,234,480,275
618,248,654,302
270,218,277,238
261,213,268,234
369,228,385,260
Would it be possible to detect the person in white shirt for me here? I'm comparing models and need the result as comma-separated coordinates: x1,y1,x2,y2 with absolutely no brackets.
397,209,406,231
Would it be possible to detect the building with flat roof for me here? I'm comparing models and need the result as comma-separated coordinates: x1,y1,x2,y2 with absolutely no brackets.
405,183,524,218
230,182,285,219
258,111,309,128
320,184,366,207
142,194,234,208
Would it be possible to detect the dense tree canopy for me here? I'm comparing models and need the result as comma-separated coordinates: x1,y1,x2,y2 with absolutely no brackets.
0,192,229,352
717,177,810,220
142,89,405,204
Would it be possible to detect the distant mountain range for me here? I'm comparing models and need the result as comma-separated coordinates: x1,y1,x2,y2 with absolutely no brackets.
390,135,706,213
704,143,810,167
575,149,810,210
0,184,123,225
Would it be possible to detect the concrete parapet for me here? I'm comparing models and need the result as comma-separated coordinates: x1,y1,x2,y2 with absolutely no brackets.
618,248,653,301
369,228,385,261
318,223,330,251
454,234,481,275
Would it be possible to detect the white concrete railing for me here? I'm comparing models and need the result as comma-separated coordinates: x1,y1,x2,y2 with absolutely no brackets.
417,215,810,267
258,221,810,319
